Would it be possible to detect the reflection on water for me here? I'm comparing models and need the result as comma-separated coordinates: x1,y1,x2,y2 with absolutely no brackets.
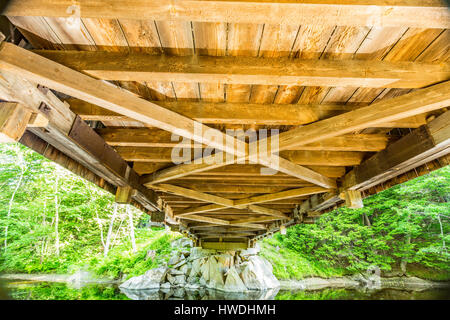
0,279,449,300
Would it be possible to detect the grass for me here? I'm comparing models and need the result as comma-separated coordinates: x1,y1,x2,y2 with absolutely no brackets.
259,238,348,280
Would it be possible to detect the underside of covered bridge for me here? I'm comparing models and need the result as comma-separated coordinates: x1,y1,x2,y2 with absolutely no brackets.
0,0,449,250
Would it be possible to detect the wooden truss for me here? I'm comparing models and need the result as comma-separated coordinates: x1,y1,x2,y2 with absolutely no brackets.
0,2,449,248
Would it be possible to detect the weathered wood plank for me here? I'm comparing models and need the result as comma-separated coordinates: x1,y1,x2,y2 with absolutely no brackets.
5,1,449,28
72,99,427,128
98,127,389,152
0,102,32,142
32,50,450,89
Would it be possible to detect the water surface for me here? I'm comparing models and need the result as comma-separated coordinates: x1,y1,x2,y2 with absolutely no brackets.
0,279,448,300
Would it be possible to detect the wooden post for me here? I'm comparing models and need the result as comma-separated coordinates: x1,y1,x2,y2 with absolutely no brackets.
0,102,32,142
115,185,134,204
344,190,364,209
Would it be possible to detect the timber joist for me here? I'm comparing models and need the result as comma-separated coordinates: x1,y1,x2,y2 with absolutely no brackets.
1,3,449,248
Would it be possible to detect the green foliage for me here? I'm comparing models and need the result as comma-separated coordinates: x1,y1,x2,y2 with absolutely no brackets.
264,166,450,280
0,143,448,282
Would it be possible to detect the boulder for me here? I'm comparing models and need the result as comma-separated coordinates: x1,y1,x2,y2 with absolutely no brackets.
201,256,218,281
179,263,190,275
167,274,186,286
240,256,279,290
173,259,187,269
168,254,180,266
119,267,168,290
189,259,202,278
189,247,216,260
169,268,184,276
119,288,161,300
171,237,194,248
217,253,234,269
186,283,200,290
223,266,247,292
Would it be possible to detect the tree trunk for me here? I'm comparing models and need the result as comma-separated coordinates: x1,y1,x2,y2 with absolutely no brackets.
436,213,447,254
54,174,60,256
127,206,137,253
104,203,118,257
4,147,26,252
400,213,411,275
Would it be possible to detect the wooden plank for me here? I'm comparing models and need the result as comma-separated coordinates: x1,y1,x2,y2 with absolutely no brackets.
179,215,230,225
72,99,424,128
343,111,450,191
139,164,346,178
5,0,449,28
0,102,32,142
98,127,389,151
117,147,365,166
33,50,450,89
201,242,247,250
115,185,134,204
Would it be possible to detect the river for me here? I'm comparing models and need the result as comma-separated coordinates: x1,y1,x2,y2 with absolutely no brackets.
0,279,448,300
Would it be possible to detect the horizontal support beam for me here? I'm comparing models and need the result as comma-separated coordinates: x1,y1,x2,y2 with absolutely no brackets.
73,99,427,128
5,1,449,28
201,242,248,250
138,164,345,178
98,127,390,152
34,51,449,89
119,147,364,166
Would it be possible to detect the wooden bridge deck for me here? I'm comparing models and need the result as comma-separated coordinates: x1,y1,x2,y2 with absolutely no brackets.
0,0,449,249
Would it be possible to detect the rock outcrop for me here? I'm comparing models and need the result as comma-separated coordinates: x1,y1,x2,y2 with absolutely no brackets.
119,241,280,293
119,266,168,290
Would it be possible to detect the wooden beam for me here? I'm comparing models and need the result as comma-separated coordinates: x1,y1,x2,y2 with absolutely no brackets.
201,241,247,250
115,186,134,204
118,147,364,166
0,102,32,142
98,127,389,152
344,190,364,209
343,111,450,191
234,187,329,207
152,184,235,207
74,99,426,128
273,81,450,153
5,0,449,28
179,215,230,225
138,164,346,178
0,42,335,189
34,51,449,89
